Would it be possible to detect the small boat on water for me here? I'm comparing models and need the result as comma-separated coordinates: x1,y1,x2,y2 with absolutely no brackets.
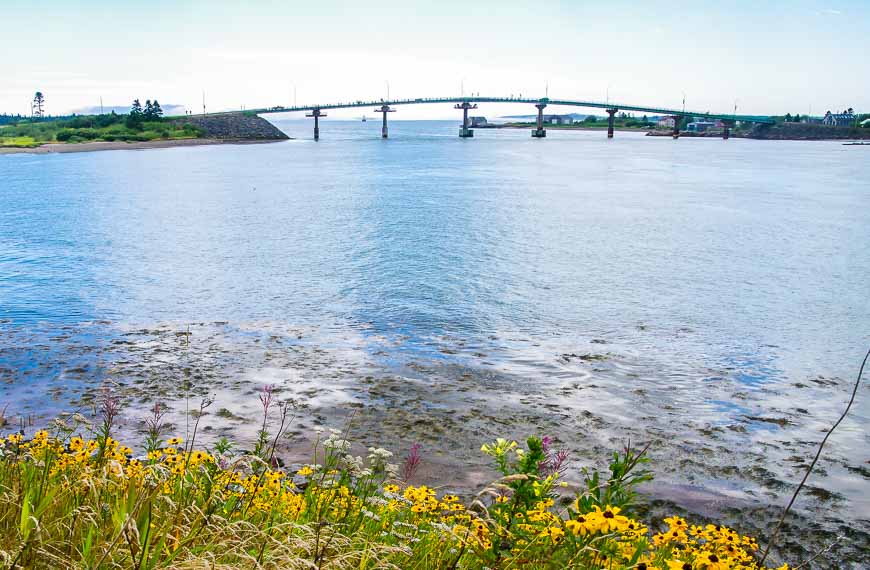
843,141,869,145
361,115,367,122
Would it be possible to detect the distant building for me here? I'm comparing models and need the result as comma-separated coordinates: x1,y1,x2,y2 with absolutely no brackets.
686,121,720,133
657,116,675,128
822,110,855,127
543,114,574,125
470,116,488,127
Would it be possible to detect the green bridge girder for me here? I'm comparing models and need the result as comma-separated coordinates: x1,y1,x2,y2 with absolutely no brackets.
244,96,774,125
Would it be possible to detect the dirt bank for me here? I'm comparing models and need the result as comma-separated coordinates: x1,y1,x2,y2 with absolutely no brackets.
0,138,284,155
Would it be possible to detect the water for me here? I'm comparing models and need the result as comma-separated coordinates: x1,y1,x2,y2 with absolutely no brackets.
1,120,869,561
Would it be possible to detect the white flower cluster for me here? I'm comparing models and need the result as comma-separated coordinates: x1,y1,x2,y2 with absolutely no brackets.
365,496,389,507
361,508,381,521
367,447,393,460
323,432,351,453
339,453,372,477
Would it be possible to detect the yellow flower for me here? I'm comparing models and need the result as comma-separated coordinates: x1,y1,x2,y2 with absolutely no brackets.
296,466,314,477
383,484,399,494
565,519,588,536
538,526,565,544
667,560,693,570
694,551,729,570
166,437,183,446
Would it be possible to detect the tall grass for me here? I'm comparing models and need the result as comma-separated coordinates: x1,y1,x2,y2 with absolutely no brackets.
0,389,790,569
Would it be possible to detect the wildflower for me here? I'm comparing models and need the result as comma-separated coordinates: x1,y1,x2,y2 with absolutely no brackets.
296,465,314,477
538,526,565,544
565,519,589,536
166,437,183,446
695,551,730,570
480,438,517,457
384,484,400,494
666,560,693,570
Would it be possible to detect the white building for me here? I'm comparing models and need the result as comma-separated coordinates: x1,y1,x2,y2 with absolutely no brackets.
822,110,855,127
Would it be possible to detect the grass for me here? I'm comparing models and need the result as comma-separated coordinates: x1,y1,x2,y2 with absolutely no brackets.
0,115,204,148
0,388,793,569
0,136,40,148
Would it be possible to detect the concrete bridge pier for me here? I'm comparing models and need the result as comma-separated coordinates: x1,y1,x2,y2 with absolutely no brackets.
455,101,477,138
671,116,681,139
306,108,326,140
606,108,618,139
532,103,547,138
722,120,733,140
376,105,395,138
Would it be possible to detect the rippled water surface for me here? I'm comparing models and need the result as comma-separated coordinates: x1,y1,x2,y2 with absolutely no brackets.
1,120,869,563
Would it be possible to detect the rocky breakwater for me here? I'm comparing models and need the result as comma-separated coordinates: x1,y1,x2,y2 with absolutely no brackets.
179,113,290,141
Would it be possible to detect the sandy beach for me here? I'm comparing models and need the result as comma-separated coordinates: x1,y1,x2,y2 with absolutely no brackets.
0,137,285,155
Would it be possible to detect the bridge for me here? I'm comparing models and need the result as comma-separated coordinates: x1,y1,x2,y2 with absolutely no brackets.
242,96,775,141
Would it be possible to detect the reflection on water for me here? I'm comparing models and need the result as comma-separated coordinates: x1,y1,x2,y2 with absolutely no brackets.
1,121,869,559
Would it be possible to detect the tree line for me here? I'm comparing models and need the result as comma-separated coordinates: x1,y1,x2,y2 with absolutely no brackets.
126,99,163,128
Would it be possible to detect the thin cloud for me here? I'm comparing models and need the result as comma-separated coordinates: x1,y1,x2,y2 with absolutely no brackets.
819,9,842,15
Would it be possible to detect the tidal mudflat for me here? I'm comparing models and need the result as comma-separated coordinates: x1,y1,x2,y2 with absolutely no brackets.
2,318,866,563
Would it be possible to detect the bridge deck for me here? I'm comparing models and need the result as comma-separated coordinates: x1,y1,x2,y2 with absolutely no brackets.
246,96,773,124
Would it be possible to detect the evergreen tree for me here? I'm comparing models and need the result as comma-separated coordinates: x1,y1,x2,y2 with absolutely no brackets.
151,100,163,119
32,91,45,118
126,99,144,129
144,99,154,120
784,113,792,122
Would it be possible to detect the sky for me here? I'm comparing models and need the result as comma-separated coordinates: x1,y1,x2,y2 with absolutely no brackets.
2,0,868,120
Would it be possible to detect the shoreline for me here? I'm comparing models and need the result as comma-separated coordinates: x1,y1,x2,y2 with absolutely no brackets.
0,137,287,155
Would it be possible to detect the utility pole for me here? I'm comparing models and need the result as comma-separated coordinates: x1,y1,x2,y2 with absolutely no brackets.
202,90,206,115
100,96,104,115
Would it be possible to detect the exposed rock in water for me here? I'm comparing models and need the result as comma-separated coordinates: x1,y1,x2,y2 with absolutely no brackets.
178,113,290,140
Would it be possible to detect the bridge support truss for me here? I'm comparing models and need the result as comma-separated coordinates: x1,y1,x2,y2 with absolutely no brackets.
722,120,734,140
306,108,326,140
376,105,396,138
532,103,547,138
455,101,477,138
606,108,618,139
671,115,681,139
